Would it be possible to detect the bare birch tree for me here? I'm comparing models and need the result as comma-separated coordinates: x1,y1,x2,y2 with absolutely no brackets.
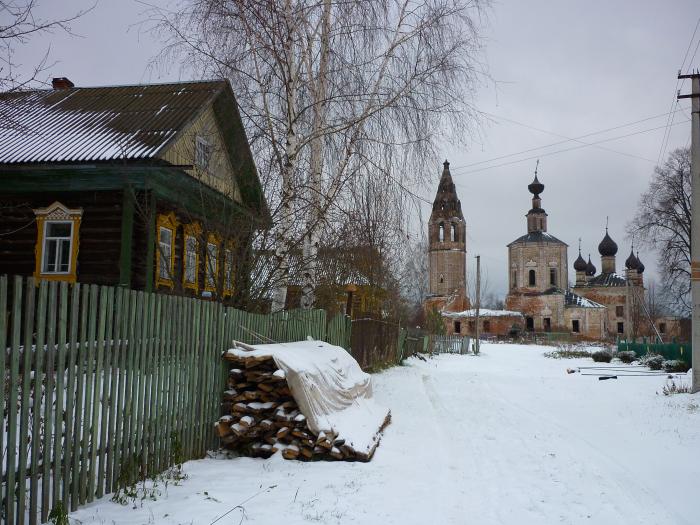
628,147,691,316
148,0,488,311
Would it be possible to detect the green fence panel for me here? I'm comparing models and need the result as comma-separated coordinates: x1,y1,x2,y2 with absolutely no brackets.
617,341,692,366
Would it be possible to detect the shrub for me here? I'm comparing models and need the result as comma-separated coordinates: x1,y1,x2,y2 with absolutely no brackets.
662,378,692,395
544,344,593,359
662,360,691,373
616,350,637,364
592,350,612,363
641,353,664,370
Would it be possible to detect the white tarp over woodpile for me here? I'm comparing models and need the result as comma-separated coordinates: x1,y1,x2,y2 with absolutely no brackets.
226,340,390,456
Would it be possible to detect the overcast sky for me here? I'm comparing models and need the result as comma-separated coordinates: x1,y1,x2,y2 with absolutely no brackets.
9,0,699,299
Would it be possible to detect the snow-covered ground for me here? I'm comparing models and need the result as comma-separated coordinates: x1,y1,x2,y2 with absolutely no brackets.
71,343,699,525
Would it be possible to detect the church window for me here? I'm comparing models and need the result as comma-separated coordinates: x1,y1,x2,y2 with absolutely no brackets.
617,322,624,334
439,274,444,284
549,268,557,286
451,223,457,242
659,323,666,334
528,269,536,286
483,320,491,332
525,317,534,331
454,321,461,334
543,317,551,332
616,305,624,317
511,270,517,289
572,320,580,333
439,223,444,242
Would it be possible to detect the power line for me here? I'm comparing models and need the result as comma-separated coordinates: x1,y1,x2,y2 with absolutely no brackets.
657,16,700,164
449,107,689,173
451,119,689,176
481,112,660,164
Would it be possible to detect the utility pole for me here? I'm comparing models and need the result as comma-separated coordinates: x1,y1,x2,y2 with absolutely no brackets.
678,70,700,393
474,255,481,355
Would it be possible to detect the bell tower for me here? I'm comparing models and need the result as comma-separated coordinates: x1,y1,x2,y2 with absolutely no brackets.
428,161,467,301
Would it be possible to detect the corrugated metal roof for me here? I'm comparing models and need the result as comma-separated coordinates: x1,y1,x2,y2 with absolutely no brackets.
586,272,627,288
564,290,604,308
0,80,226,164
542,287,605,308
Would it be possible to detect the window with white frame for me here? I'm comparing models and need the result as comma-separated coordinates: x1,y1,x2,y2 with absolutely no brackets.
42,221,73,273
184,235,198,284
33,201,82,281
195,136,211,170
158,226,173,280
206,241,218,289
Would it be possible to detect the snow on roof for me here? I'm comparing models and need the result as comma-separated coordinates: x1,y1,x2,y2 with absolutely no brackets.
443,308,524,318
585,272,627,288
564,290,605,308
0,81,226,164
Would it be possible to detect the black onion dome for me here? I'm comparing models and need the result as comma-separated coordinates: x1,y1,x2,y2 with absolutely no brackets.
574,252,587,272
585,256,596,276
528,174,544,196
625,249,639,270
636,252,645,274
598,230,618,257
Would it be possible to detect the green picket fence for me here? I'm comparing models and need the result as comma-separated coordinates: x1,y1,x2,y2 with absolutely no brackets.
0,275,350,524
617,340,692,366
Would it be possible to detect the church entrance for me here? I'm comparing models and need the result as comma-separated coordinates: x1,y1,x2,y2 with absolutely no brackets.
526,317,534,331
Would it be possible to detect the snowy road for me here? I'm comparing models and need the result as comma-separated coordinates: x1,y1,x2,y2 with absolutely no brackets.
72,344,699,525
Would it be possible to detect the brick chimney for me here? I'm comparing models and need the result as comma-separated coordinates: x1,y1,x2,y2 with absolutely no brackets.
52,77,75,90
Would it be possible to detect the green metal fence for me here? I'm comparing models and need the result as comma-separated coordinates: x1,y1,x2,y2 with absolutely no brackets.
617,340,692,366
0,275,350,524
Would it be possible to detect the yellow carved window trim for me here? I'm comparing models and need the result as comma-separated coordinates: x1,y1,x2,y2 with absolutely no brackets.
33,201,83,283
155,212,178,289
182,222,202,291
223,240,235,297
205,232,222,293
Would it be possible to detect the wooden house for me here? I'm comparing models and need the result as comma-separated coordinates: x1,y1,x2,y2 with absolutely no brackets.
252,245,389,318
0,78,268,304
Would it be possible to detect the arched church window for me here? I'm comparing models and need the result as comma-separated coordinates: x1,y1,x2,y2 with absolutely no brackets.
511,270,517,288
439,274,444,283
528,269,536,286
550,268,557,286
439,223,444,242
451,223,457,242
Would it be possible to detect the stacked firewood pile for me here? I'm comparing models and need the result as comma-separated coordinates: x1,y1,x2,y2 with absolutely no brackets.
216,352,378,461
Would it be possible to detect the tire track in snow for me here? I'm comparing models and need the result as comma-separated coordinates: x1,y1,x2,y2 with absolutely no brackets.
486,381,692,525
419,357,685,525
421,372,472,523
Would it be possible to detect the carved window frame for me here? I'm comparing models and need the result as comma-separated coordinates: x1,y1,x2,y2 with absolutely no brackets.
33,201,83,282
223,240,235,297
183,222,202,291
205,232,222,293
155,212,178,289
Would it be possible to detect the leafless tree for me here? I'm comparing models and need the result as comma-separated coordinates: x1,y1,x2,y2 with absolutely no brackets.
0,1,92,91
628,147,690,316
147,0,488,311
